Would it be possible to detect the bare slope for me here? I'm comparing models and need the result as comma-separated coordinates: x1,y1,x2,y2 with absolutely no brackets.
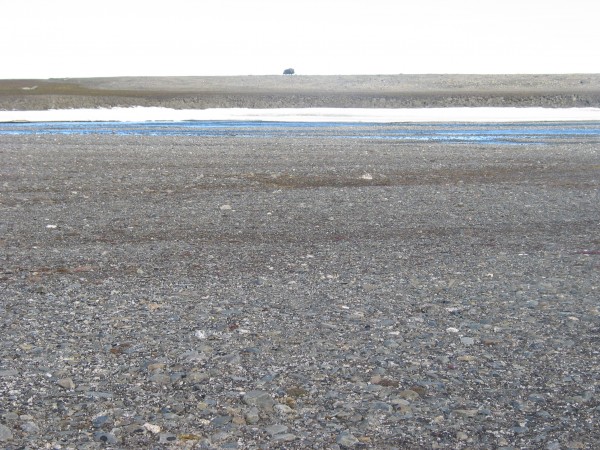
1,74,599,110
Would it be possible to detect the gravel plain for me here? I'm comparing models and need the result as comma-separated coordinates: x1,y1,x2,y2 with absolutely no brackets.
1,131,599,449
2,74,600,110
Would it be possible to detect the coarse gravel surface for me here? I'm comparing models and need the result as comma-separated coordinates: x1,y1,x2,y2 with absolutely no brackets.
1,132,600,449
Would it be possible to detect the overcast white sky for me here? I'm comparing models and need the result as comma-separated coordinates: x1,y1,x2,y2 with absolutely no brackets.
2,0,599,79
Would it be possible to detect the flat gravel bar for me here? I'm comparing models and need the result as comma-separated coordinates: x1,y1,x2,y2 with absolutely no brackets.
1,133,599,448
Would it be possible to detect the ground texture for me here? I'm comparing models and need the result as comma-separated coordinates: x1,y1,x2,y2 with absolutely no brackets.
1,132,599,448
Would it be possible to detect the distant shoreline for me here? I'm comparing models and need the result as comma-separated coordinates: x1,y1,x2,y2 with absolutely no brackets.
1,74,600,110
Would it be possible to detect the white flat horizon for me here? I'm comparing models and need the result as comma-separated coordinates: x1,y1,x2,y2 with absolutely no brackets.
2,107,600,123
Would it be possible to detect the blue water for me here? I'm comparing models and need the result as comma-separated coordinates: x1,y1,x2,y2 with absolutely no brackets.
1,120,600,144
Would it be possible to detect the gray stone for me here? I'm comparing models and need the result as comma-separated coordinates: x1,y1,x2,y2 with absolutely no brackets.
149,373,171,385
273,404,293,415
93,431,118,444
265,424,288,436
159,433,178,443
398,389,420,401
242,390,275,412
370,401,393,413
452,409,478,418
272,433,297,441
460,337,475,346
245,407,260,424
211,415,232,427
337,431,360,447
21,421,40,434
85,391,114,399
57,377,75,390
0,423,13,441
92,415,110,428
0,369,18,377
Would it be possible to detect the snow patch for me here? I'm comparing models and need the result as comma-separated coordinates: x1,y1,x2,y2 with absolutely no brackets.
1,106,600,123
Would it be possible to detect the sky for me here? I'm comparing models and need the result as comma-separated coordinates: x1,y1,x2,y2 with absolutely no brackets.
2,0,599,79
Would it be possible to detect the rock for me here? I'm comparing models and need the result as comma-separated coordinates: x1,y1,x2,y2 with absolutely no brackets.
370,401,393,413
212,415,232,427
452,409,478,418
286,387,308,398
21,422,40,434
460,337,475,345
92,415,110,428
159,433,178,443
85,391,113,399
272,433,297,441
0,369,18,377
232,415,246,425
265,424,288,436
143,423,161,434
398,389,420,401
337,431,360,447
242,390,275,412
0,423,13,441
93,431,118,444
456,431,468,441
245,407,260,424
147,362,166,372
186,371,209,383
149,373,171,385
274,404,293,415
57,377,76,390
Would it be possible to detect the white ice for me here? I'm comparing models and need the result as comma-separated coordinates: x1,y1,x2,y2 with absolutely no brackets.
1,107,600,123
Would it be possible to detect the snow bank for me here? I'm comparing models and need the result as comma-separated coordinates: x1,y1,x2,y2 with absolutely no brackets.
2,107,600,123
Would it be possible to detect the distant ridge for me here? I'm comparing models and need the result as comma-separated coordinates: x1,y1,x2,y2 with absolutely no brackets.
1,74,599,110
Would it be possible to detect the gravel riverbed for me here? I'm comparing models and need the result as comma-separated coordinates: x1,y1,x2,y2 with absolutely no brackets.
1,133,599,449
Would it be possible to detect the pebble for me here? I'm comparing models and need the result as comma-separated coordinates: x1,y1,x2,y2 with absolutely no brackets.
143,423,161,434
460,337,475,345
452,409,478,418
274,403,293,415
272,433,297,442
92,415,110,428
370,401,393,412
159,433,178,443
57,377,75,390
212,415,232,427
149,373,171,385
245,407,260,424
21,422,40,434
93,431,118,444
456,431,468,441
337,431,360,447
265,424,288,436
0,423,13,441
398,389,420,401
242,390,275,412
